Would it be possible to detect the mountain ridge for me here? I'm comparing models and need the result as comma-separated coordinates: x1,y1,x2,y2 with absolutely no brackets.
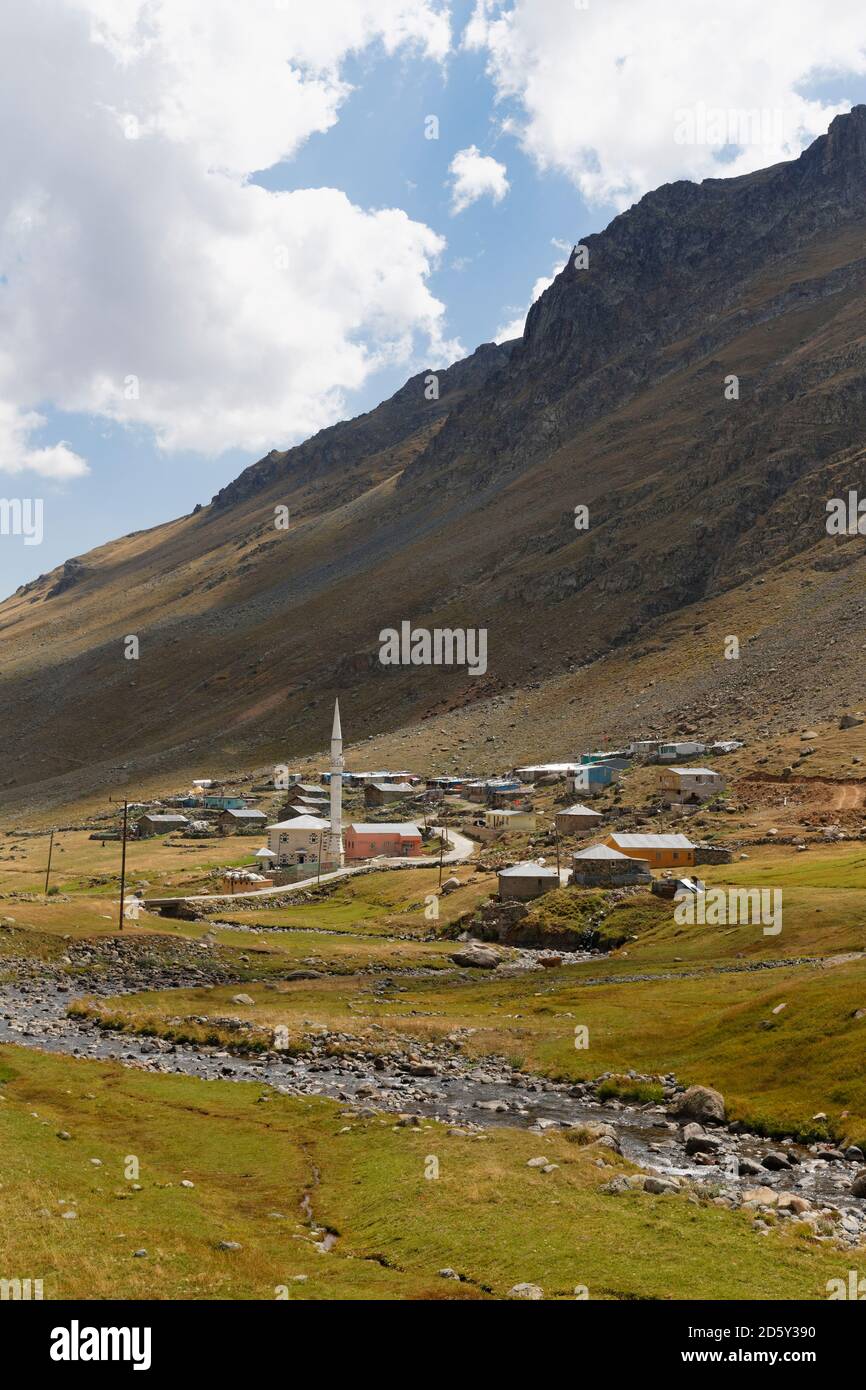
5,108,866,814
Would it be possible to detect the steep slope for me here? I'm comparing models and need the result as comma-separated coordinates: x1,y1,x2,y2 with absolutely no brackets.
6,108,866,814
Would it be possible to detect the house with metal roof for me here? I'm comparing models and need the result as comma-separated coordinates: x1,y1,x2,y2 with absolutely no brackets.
364,781,415,807
555,804,603,834
659,767,725,805
136,813,190,838
498,861,560,901
344,823,422,860
604,832,695,868
570,843,653,886
217,807,268,835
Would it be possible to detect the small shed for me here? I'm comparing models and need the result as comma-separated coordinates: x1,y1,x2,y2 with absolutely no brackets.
218,808,268,835
137,813,189,838
498,861,560,902
555,804,603,835
365,782,414,807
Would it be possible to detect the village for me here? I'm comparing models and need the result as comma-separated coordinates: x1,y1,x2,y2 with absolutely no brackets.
90,703,744,914
4,702,866,1303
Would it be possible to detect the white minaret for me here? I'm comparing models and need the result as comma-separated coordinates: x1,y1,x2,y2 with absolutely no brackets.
328,698,344,867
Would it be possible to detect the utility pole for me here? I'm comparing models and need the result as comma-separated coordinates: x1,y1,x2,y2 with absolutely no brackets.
555,829,561,881
438,823,445,888
118,799,129,930
317,829,323,887
44,829,55,894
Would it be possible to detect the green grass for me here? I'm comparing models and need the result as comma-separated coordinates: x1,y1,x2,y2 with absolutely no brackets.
0,1045,861,1302
77,950,866,1143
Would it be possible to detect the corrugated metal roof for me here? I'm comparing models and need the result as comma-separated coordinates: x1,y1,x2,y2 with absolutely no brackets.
665,767,719,777
267,815,330,831
609,833,694,849
573,844,631,860
346,823,422,836
499,861,559,877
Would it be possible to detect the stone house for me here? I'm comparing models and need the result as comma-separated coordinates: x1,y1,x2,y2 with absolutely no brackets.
570,844,652,887
498,862,560,901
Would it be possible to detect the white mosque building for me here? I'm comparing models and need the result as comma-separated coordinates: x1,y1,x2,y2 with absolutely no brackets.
264,700,344,872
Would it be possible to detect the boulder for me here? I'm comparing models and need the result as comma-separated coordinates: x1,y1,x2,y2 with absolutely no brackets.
508,1283,544,1300
850,1169,866,1198
685,1132,723,1156
777,1193,811,1214
737,1156,764,1177
668,1085,726,1125
643,1175,681,1195
231,993,254,1006
840,714,864,729
761,1151,791,1171
743,1186,779,1207
450,944,502,969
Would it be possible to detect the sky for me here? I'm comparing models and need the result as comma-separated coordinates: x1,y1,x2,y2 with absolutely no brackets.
2,0,866,597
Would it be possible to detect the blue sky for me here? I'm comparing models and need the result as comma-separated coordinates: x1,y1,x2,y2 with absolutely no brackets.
3,0,866,598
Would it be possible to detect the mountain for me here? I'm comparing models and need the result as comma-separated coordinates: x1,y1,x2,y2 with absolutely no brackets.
6,107,866,815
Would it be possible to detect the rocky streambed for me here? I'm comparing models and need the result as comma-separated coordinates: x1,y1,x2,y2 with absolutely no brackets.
2,960,866,1249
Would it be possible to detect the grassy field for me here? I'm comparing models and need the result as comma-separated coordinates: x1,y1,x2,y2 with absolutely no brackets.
7,832,866,1301
1,1046,861,1301
0,828,263,903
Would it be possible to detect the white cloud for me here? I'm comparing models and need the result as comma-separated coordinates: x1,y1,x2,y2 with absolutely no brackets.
448,144,509,214
466,0,866,208
0,404,89,479
0,0,457,475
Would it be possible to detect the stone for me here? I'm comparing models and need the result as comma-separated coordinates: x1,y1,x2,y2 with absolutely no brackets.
600,1175,632,1195
737,1156,764,1177
438,1268,460,1280
508,1283,544,1300
231,994,254,1006
777,1193,811,1214
669,1085,726,1125
450,945,502,969
526,1156,549,1168
762,1151,791,1171
850,1169,866,1198
643,1175,681,1195
743,1186,779,1207
218,1240,242,1251
685,1132,723,1156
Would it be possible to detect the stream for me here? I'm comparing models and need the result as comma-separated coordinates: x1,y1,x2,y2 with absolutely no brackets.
1,969,864,1234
